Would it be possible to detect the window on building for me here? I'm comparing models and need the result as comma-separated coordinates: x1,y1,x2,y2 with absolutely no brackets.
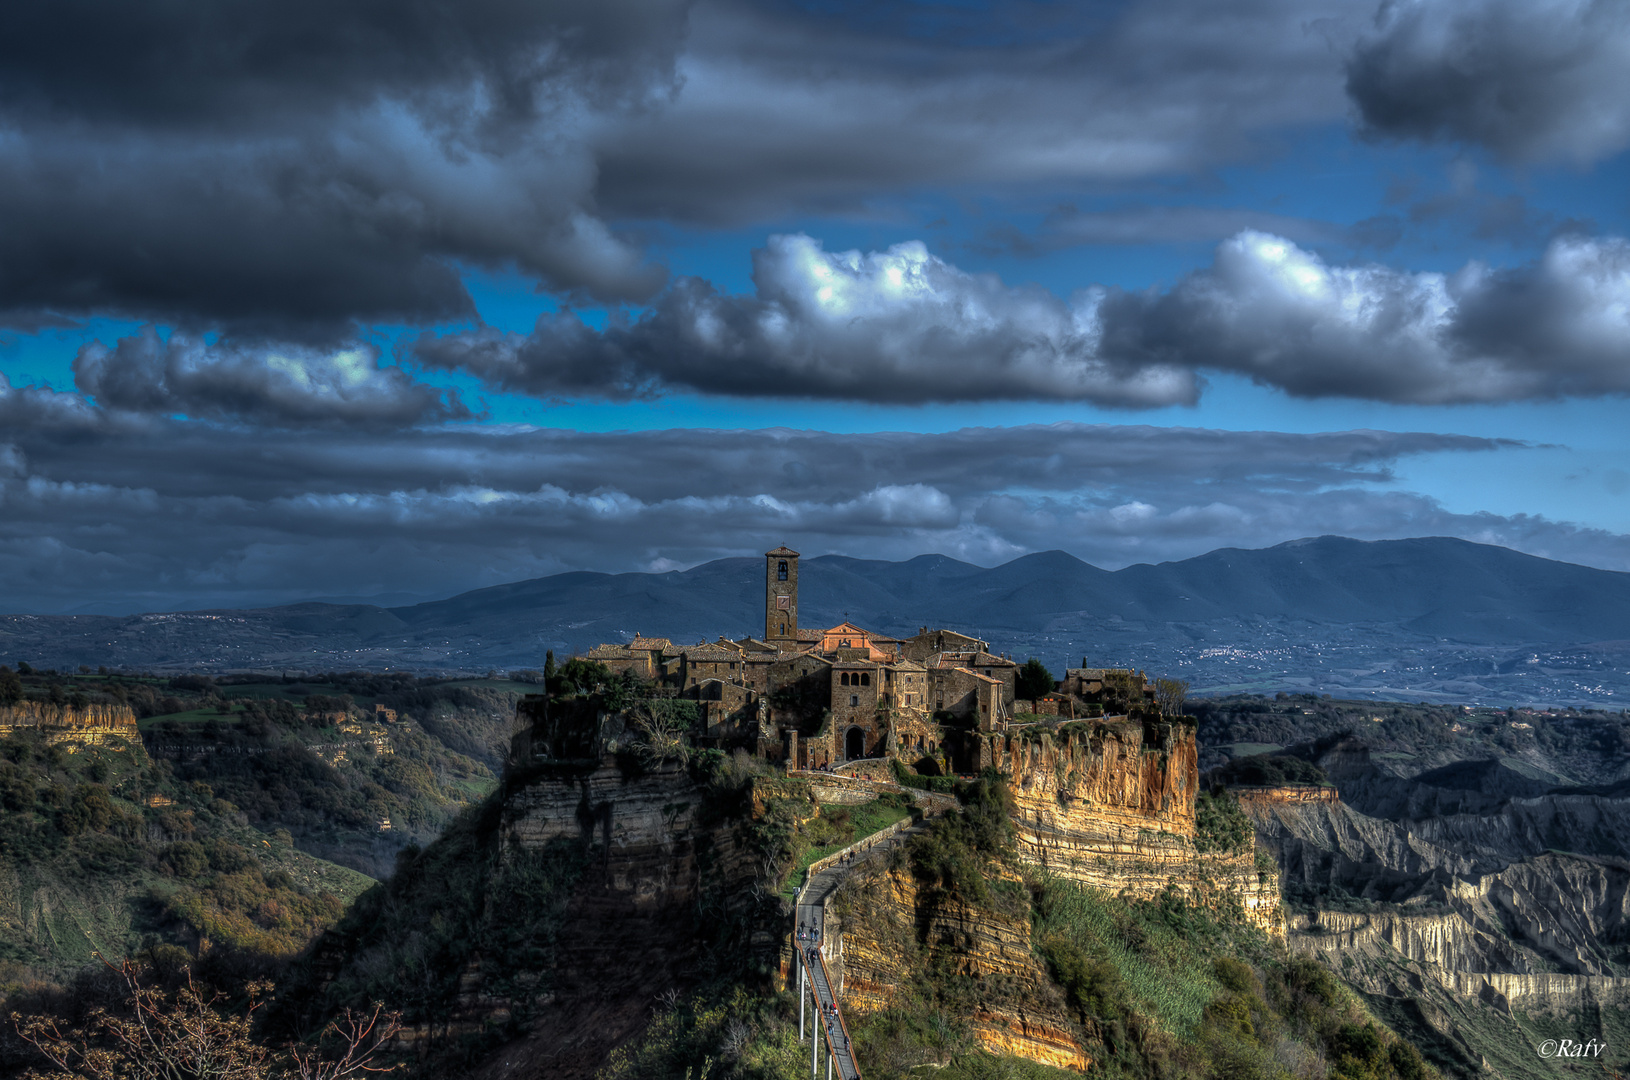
860,672,870,686
850,695,859,707
840,672,849,686
777,560,788,580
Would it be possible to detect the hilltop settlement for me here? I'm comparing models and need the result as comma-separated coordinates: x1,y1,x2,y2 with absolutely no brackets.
547,546,1163,773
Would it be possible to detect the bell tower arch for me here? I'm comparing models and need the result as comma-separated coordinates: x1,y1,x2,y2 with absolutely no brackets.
765,545,799,645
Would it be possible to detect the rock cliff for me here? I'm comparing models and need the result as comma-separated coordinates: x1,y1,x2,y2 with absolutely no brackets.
991,721,1282,933
832,861,1090,1072
0,701,139,745
1249,774,1630,1078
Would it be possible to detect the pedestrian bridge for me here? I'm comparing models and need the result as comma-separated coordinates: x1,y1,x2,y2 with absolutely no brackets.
790,793,954,1080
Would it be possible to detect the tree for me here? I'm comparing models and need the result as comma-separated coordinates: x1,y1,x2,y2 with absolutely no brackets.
0,667,21,707
12,959,401,1080
1155,678,1190,717
1016,658,1055,702
543,650,557,680
631,697,697,766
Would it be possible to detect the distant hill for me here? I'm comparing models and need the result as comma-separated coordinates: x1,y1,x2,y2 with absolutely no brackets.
5,536,1630,705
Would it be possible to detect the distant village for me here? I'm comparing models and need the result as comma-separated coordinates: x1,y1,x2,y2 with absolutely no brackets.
572,546,1163,773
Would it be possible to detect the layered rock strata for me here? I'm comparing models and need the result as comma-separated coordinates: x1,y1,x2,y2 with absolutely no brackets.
834,862,1090,1072
994,721,1282,934
0,702,139,745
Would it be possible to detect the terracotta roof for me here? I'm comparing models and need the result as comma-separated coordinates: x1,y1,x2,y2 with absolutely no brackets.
629,636,672,650
955,668,1005,686
766,545,800,557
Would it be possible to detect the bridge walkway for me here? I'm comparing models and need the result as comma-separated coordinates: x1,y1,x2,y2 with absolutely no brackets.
791,796,955,1080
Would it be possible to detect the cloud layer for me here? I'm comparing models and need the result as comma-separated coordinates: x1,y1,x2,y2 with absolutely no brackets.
7,401,1616,615
422,230,1630,406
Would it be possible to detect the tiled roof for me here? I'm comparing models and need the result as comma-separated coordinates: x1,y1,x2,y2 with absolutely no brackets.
629,636,673,650
684,646,739,662
583,644,631,659
796,628,822,641
766,545,800,557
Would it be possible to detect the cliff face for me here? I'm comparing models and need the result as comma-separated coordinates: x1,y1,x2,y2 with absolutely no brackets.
376,759,776,1079
992,721,1282,934
1250,780,1630,1079
833,861,1091,1072
0,701,139,745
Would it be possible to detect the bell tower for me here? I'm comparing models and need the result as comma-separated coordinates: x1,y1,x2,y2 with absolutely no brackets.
765,545,799,645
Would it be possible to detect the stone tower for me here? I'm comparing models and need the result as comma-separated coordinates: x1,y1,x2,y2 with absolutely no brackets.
765,545,799,645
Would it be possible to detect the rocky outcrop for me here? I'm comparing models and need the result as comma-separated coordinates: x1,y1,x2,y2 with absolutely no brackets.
993,720,1282,934
1234,784,1339,808
1252,777,1630,1074
833,862,1090,1072
0,701,139,745
385,759,776,1076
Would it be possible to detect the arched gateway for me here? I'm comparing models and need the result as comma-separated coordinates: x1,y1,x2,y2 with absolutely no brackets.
845,726,865,761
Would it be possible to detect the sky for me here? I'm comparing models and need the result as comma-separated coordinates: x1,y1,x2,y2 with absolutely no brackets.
3,0,1630,614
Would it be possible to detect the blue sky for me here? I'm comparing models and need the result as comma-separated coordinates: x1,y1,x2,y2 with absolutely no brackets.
3,0,1630,613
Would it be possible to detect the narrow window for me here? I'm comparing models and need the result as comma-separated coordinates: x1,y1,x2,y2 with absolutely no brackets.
840,672,848,686
777,560,788,581
860,672,870,686
850,695,859,707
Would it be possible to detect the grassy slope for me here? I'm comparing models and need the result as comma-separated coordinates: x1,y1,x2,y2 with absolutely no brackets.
0,734,373,982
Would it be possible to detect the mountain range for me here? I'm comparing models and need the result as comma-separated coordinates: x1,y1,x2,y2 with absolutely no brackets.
5,535,1630,706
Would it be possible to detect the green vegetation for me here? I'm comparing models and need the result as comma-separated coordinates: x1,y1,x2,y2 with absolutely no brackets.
146,695,496,877
1016,659,1054,702
0,731,371,982
781,795,914,897
1209,753,1328,787
305,795,588,1046
1193,790,1254,855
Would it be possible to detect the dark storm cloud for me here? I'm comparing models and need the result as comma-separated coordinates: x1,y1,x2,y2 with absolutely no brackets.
0,0,683,331
1346,0,1630,163
3,408,1580,614
421,230,1630,407
591,0,1367,223
71,329,473,427
0,0,687,128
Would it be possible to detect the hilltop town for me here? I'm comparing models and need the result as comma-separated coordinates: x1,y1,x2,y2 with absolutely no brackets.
565,546,1167,772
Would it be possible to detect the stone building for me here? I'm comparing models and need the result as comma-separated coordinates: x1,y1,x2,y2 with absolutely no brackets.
571,545,1157,773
